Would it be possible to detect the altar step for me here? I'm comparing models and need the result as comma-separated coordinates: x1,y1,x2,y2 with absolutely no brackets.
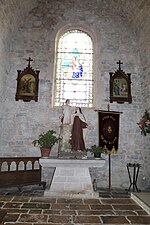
131,192,150,215
98,188,130,198
98,188,150,215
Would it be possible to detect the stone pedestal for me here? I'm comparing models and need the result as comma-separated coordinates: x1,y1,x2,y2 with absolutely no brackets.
39,158,105,198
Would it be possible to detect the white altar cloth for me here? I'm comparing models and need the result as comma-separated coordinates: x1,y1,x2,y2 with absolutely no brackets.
39,158,105,198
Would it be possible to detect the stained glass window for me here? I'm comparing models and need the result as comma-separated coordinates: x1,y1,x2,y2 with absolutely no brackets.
54,29,94,107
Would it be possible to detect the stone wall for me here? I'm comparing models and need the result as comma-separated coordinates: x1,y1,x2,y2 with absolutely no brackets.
0,0,149,190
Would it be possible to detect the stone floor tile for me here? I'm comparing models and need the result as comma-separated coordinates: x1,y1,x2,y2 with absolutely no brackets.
0,196,13,201
36,224,61,225
0,202,4,207
115,210,137,215
98,189,130,200
4,208,28,213
48,215,72,223
0,210,6,224
3,202,22,208
70,204,90,210
136,210,149,215
74,215,101,223
4,213,20,222
29,209,42,214
63,224,76,225
43,209,61,214
57,198,83,204
12,196,30,202
30,197,56,203
19,214,48,223
78,210,115,215
62,210,77,215
47,224,69,225
90,204,112,210
72,224,102,225
127,215,150,224
6,223,32,225
22,202,50,209
83,199,101,204
99,192,112,198
51,203,70,210
112,204,142,210
101,198,134,204
111,194,130,198
101,215,129,224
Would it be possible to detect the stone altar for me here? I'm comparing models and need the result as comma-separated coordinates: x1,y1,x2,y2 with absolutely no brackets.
39,158,105,198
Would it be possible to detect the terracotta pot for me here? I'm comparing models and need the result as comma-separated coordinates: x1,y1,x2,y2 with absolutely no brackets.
40,147,51,158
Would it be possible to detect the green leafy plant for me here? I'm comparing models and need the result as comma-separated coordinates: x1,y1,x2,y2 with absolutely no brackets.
86,145,107,154
32,130,60,148
137,110,150,136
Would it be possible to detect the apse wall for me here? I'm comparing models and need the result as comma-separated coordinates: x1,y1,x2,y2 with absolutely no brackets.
0,0,149,190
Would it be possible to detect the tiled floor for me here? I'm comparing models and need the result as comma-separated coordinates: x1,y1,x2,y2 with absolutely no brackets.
0,185,150,224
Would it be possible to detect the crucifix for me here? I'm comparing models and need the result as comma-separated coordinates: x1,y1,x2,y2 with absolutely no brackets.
117,60,123,70
26,57,33,67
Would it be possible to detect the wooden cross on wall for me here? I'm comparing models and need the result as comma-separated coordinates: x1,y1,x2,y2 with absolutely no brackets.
117,60,123,70
26,57,33,67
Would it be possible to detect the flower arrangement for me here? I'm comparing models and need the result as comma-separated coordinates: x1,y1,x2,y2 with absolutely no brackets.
137,110,150,136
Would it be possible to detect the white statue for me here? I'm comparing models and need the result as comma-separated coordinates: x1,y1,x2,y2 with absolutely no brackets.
60,99,75,152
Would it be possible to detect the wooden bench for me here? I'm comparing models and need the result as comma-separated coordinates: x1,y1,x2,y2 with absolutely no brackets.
0,157,46,190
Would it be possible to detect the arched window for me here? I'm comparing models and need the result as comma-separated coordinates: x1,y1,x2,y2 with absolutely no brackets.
54,29,94,107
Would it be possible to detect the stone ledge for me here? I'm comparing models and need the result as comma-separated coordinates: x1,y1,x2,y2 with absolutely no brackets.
39,158,105,168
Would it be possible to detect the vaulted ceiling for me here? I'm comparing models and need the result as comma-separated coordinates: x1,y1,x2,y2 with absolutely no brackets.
0,0,149,73
0,0,149,40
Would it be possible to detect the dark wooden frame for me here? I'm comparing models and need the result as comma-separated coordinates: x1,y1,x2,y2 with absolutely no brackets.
15,61,40,102
109,67,132,104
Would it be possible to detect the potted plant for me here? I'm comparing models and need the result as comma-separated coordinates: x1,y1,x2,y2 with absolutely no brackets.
32,129,60,158
87,144,107,158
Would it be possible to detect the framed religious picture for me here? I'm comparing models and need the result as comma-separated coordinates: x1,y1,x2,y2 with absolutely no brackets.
109,60,132,104
15,57,40,102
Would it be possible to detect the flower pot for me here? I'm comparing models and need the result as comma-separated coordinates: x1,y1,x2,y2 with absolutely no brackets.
40,147,51,158
94,152,101,158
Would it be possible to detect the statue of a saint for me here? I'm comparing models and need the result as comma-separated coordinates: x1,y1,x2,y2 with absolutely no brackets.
60,99,74,125
70,107,88,151
60,99,75,152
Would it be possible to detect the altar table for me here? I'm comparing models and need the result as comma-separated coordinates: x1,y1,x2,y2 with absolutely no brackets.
39,158,105,198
